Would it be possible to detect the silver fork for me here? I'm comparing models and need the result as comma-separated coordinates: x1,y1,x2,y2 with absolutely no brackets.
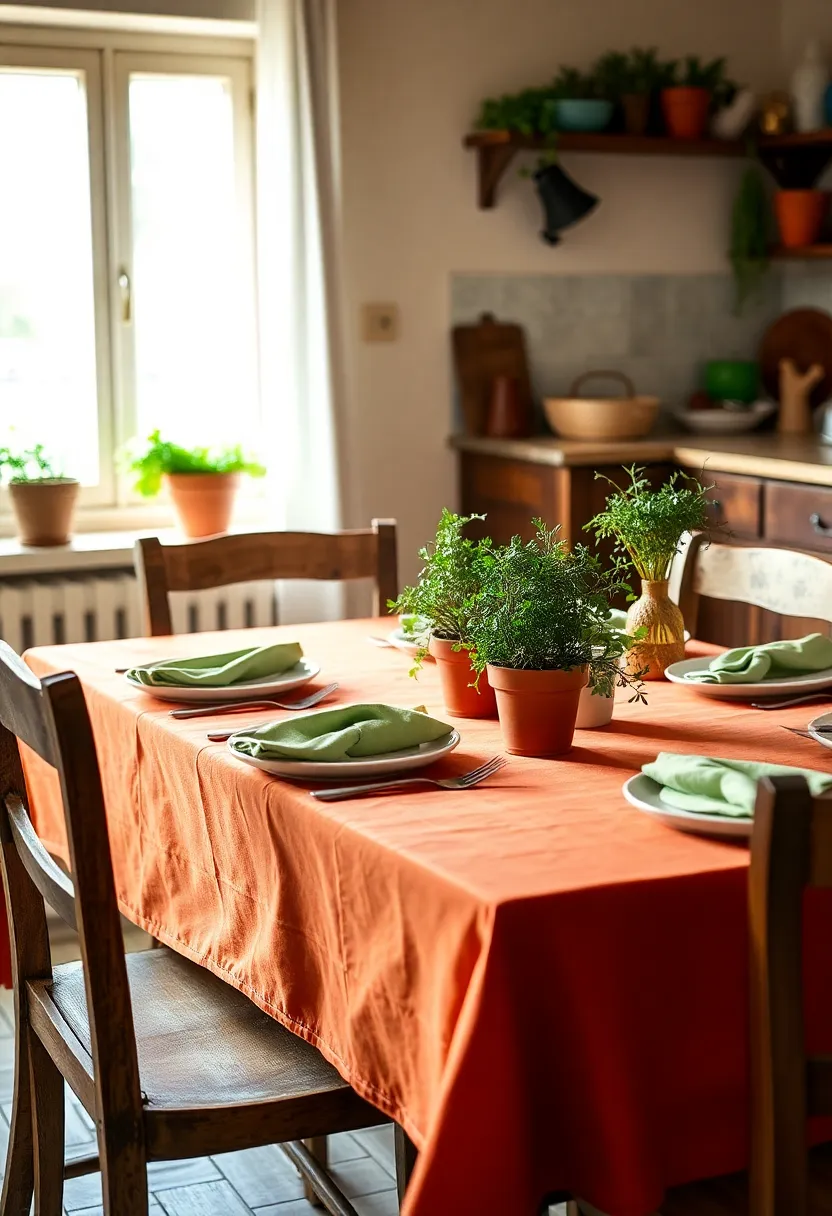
309,756,507,802
752,693,832,710
781,725,832,738
170,683,339,720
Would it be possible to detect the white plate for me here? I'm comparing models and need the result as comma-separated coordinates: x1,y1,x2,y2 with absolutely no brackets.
229,728,461,780
623,773,752,839
809,711,832,751
125,659,321,703
664,657,832,699
673,402,775,435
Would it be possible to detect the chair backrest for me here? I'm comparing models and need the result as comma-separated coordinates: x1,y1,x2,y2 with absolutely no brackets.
674,534,832,641
134,519,399,636
0,643,144,1151
748,775,832,1215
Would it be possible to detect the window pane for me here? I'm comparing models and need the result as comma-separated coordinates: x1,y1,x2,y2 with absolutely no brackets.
0,69,100,485
128,73,258,447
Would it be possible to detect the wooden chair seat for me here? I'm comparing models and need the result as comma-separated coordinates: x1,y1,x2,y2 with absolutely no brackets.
660,1142,832,1214
29,946,377,1157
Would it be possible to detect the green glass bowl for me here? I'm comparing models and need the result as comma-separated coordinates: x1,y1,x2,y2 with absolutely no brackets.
705,360,759,404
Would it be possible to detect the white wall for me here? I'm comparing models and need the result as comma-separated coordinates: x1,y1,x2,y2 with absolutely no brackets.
337,0,783,581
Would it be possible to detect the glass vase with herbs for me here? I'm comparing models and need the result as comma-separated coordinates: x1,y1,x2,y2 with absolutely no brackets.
585,466,714,678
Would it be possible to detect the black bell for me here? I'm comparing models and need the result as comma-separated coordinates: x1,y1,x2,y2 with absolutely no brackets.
533,162,599,245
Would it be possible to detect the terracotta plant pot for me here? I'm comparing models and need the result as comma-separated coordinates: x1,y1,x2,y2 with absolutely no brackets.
661,87,711,139
486,664,587,757
625,579,686,680
621,92,650,135
165,472,240,539
8,479,80,547
774,189,829,248
428,636,496,718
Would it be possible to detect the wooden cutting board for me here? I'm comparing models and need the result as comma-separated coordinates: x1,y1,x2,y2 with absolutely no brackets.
451,312,534,435
759,307,832,409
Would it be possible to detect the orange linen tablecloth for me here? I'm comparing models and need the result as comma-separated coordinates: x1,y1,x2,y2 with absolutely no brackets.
22,619,832,1216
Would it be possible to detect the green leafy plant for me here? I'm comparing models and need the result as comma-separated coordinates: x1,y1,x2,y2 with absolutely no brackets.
668,54,737,108
466,520,646,701
729,163,771,315
0,444,61,483
127,430,266,498
592,51,630,99
585,466,715,583
625,46,667,93
390,510,489,672
475,87,558,136
551,66,601,101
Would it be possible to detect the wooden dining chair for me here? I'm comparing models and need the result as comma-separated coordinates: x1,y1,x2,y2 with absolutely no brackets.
134,520,398,636
0,641,404,1216
674,533,832,644
655,775,832,1215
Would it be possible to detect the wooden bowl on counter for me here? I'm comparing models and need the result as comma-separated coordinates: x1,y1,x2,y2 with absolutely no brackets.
544,371,660,442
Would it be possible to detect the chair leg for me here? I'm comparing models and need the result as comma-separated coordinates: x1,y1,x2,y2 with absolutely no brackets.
28,1031,63,1216
98,1129,148,1216
394,1125,417,1205
302,1137,327,1207
0,1012,34,1216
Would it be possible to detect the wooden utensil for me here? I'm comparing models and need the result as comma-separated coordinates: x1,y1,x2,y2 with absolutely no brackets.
778,357,824,434
760,308,832,408
451,312,534,436
485,374,530,438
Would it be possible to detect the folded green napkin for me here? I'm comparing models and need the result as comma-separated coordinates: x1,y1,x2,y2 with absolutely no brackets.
127,642,303,688
642,751,832,818
684,632,832,685
230,703,452,762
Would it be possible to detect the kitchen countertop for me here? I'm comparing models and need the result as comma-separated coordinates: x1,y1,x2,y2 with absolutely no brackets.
450,432,832,487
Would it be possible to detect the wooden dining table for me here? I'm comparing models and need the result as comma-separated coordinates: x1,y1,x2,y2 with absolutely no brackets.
20,617,832,1216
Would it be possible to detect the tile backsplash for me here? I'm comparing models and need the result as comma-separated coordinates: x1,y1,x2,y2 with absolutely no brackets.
450,271,817,426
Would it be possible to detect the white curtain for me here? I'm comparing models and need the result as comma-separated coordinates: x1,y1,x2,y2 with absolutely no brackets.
256,0,348,622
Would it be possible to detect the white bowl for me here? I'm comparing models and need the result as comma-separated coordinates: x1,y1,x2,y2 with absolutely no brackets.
673,401,775,435
576,686,614,729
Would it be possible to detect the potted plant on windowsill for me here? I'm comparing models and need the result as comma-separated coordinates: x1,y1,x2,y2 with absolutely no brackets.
127,431,266,539
0,445,79,547
466,521,645,757
391,509,496,718
585,466,715,679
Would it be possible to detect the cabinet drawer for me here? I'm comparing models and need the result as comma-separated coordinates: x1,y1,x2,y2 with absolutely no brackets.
704,472,762,539
764,481,832,554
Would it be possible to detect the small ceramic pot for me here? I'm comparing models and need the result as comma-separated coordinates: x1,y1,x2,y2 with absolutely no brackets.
165,472,240,539
661,87,711,139
9,479,80,547
576,686,615,729
625,579,686,680
554,99,613,132
428,636,496,718
485,375,530,439
621,93,650,135
486,664,587,757
774,189,829,248
705,360,759,404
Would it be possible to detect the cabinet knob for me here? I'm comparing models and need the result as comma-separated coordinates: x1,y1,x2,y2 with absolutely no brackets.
810,512,832,537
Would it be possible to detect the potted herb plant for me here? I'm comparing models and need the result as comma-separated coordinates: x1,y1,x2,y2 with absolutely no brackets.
585,467,714,679
391,509,496,718
128,431,265,539
0,444,79,547
620,47,665,135
466,521,644,756
551,66,613,133
661,56,728,139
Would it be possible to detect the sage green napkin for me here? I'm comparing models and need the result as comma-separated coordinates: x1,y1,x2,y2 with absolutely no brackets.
642,751,832,818
127,642,303,688
684,632,832,685
230,703,453,763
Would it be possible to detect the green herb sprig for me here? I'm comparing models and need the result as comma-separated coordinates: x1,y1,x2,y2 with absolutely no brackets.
126,430,266,498
0,444,61,483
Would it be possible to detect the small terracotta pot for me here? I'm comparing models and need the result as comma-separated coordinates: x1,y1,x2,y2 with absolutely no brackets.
621,92,650,136
486,664,587,757
774,189,829,248
625,579,686,680
8,479,80,547
428,636,496,718
661,87,711,139
165,472,240,539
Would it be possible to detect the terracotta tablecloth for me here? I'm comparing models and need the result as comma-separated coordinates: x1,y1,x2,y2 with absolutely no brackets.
22,619,832,1216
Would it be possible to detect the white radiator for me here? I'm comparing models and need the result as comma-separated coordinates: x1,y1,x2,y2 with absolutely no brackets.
0,570,278,653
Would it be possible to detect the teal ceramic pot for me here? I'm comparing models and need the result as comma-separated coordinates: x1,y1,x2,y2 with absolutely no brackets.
554,99,613,132
705,360,759,404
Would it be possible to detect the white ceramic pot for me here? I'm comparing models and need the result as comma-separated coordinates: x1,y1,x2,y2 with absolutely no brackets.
792,40,828,132
576,685,614,729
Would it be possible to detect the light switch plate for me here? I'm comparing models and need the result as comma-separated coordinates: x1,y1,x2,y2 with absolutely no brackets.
362,303,400,343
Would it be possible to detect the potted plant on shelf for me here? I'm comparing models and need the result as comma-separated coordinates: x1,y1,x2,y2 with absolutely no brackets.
466,521,645,757
661,56,728,139
391,509,496,718
585,466,714,679
620,47,665,135
0,444,79,547
773,185,829,250
128,430,266,539
551,66,613,133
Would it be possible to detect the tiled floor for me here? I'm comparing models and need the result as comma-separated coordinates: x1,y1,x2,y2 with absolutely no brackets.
0,918,568,1215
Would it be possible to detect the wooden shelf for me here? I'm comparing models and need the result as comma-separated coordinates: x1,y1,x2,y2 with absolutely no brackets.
771,244,832,259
